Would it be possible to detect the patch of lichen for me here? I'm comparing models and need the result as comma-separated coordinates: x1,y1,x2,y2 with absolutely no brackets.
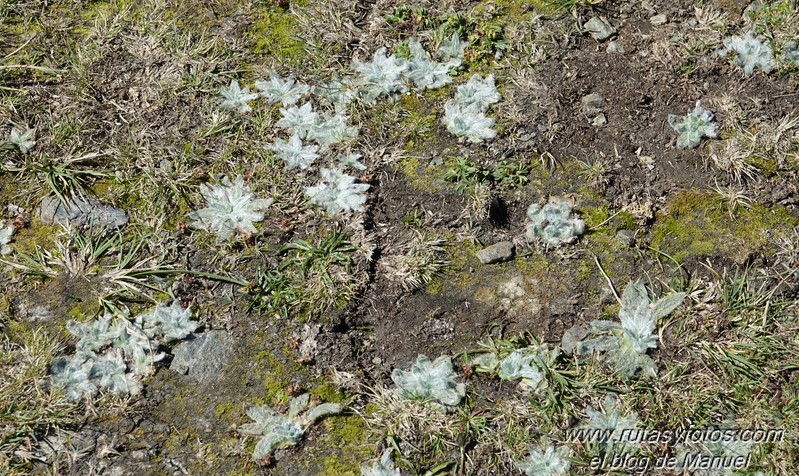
400,96,440,152
315,416,371,475
396,156,452,194
747,154,780,177
650,191,798,263
442,238,483,291
248,1,311,69
524,0,569,16
7,219,59,258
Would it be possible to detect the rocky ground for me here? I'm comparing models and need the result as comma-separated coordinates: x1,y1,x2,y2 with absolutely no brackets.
1,0,799,475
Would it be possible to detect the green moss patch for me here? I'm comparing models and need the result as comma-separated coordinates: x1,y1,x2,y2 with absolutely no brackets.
650,191,797,263
248,2,309,68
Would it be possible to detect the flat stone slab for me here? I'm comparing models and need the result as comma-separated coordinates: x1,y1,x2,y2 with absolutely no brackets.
169,331,234,384
476,241,515,264
38,195,128,229
584,16,616,41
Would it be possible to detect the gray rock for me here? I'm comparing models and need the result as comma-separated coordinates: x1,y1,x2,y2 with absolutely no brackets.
561,325,589,354
616,229,635,247
169,331,234,384
584,16,616,41
38,195,128,229
650,13,667,26
476,241,515,264
581,93,606,114
606,41,625,54
592,113,607,126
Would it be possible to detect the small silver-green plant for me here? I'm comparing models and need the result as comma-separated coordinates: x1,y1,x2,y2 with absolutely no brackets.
576,281,686,379
255,71,310,106
525,198,585,247
4,126,36,153
314,76,357,112
453,74,500,111
219,79,259,113
580,395,640,453
442,102,496,143
187,175,273,240
50,301,198,401
722,31,775,76
338,152,366,171
238,393,343,463
270,134,320,170
276,102,320,140
781,40,799,66
307,112,359,150
405,38,456,91
472,343,558,392
438,32,467,66
674,420,756,476
352,47,409,104
516,444,571,476
442,74,500,143
391,354,465,406
668,101,718,149
361,449,401,476
135,301,200,344
305,167,370,216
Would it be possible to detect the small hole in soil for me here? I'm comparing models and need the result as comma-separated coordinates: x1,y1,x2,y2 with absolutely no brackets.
488,195,509,228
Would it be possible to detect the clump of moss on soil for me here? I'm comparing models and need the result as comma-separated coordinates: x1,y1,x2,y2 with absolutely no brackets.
649,191,797,263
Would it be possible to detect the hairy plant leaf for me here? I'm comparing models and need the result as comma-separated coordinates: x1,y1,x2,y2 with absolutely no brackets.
723,30,775,77
255,71,310,106
525,198,585,247
187,175,273,240
5,127,36,153
138,301,199,343
361,449,401,476
352,47,409,104
668,101,718,149
516,444,571,476
271,133,320,170
442,101,496,143
453,74,500,112
305,167,370,216
391,354,465,406
405,38,455,90
276,102,320,140
438,32,467,65
219,79,259,113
